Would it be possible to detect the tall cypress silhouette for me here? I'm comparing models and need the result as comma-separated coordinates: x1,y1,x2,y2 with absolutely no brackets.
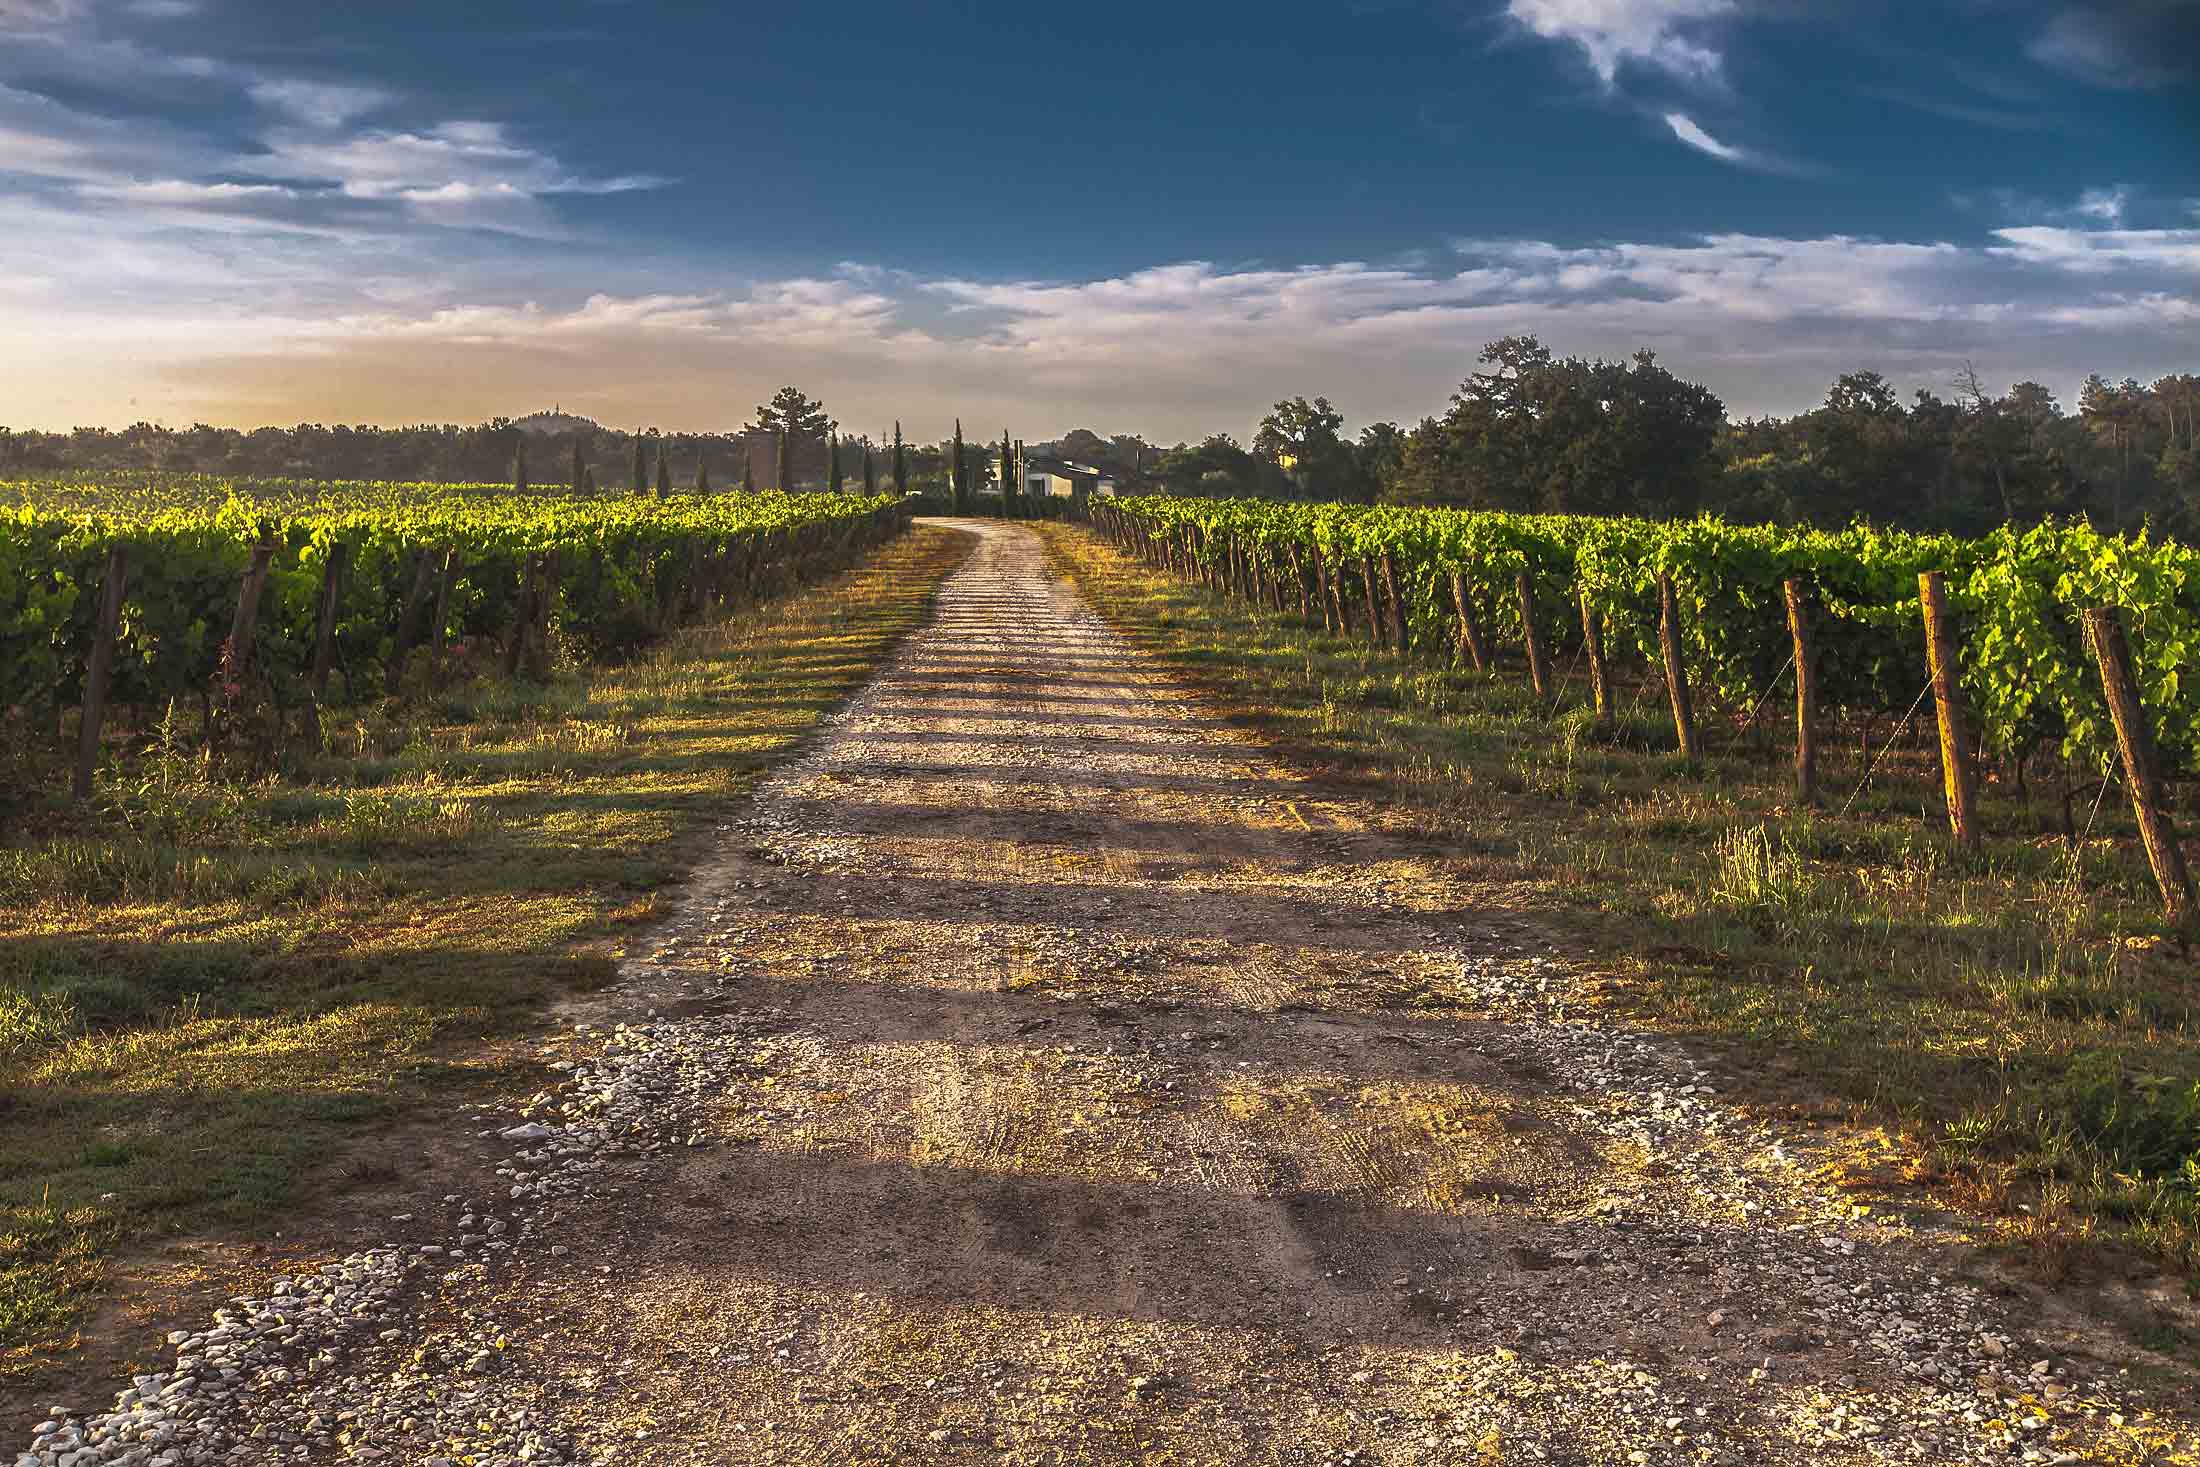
654,442,671,497
631,435,647,493
892,422,906,494
951,419,967,513
513,438,528,493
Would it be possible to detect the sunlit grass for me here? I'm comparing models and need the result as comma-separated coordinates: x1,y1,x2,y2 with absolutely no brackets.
0,525,969,1381
1040,521,2200,1291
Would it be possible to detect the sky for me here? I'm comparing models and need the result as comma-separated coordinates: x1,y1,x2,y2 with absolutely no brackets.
0,0,2195,444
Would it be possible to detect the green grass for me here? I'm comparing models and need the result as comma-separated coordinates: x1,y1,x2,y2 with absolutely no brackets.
0,525,970,1378
1041,522,2200,1281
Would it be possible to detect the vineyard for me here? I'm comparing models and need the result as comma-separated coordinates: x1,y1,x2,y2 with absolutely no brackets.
0,476,910,795
1093,496,2199,921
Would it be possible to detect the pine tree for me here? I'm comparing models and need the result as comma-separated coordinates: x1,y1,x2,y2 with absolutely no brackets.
892,422,906,494
655,442,671,497
513,438,528,494
828,428,844,494
631,435,647,493
696,453,710,493
952,419,967,513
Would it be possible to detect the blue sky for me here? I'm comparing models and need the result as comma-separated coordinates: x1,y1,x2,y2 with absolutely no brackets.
1,0,2194,441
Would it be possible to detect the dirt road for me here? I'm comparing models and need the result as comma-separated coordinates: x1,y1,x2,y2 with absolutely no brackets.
26,521,2186,1466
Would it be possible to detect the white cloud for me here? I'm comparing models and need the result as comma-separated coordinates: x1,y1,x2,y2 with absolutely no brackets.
249,79,392,129
1506,0,1733,84
2074,185,2128,223
1987,225,2200,273
1664,111,1746,163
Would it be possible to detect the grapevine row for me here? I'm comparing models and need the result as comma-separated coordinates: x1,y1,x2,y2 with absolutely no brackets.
1091,496,2197,919
0,480,913,795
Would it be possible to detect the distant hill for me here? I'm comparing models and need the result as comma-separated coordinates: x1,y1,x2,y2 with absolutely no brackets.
513,408,601,436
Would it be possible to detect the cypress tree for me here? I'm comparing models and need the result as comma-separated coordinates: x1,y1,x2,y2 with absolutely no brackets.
952,419,967,513
571,435,586,494
584,465,597,494
631,435,647,493
892,422,906,494
696,453,710,494
775,427,790,490
741,440,755,494
655,442,671,497
862,439,875,494
1000,429,1014,517
513,438,528,494
828,429,844,494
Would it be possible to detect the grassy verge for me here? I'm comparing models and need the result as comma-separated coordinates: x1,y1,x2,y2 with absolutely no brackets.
1041,521,2200,1288
0,525,970,1378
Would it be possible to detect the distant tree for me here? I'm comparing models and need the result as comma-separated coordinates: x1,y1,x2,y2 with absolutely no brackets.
952,419,968,512
774,427,789,490
892,422,907,493
696,452,710,493
513,439,528,494
583,465,597,494
571,435,586,494
631,435,648,493
741,439,755,493
862,437,876,494
655,442,671,497
1000,429,1015,515
827,427,844,493
1356,422,1407,501
1254,396,1353,499
754,386,829,488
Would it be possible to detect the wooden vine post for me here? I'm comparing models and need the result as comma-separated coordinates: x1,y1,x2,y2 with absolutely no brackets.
428,549,459,687
1451,574,1488,673
1360,561,1384,647
1917,570,1979,849
1783,579,1818,805
73,545,129,801
2081,606,2192,922
1287,543,1311,622
1578,590,1612,723
1515,573,1549,698
309,541,350,704
1380,553,1408,654
227,532,279,680
388,548,440,695
1656,572,1701,758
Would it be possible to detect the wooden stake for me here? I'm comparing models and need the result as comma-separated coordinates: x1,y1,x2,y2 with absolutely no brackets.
388,548,440,695
1516,572,1549,699
73,544,128,801
2081,605,2192,922
428,549,458,687
1287,542,1311,621
310,541,349,702
1451,573,1488,672
1917,570,1979,849
1360,560,1384,647
1784,578,1818,806
1380,553,1408,654
1579,589,1612,722
227,533,278,680
1657,572,1701,758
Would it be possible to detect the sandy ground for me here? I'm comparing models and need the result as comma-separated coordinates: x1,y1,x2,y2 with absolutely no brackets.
25,521,2196,1467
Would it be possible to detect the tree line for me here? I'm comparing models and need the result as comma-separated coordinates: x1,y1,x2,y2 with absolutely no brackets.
1142,337,2199,538
6,343,2195,535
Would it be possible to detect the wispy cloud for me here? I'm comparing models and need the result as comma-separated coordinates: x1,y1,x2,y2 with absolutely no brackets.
2028,2,2199,89
249,79,393,129
1504,0,1735,84
1664,111,1744,163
